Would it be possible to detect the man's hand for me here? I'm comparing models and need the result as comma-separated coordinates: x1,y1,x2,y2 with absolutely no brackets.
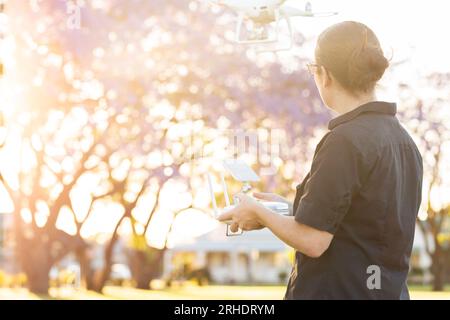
218,193,333,258
217,193,266,232
229,220,264,233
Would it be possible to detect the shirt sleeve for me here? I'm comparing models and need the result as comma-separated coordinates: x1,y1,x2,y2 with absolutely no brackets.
295,132,363,234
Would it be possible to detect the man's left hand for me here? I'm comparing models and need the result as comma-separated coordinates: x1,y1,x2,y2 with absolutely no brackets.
217,193,266,232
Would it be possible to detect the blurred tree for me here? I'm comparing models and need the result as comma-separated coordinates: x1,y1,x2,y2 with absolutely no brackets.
398,73,450,291
126,204,192,290
1,0,325,294
125,174,170,290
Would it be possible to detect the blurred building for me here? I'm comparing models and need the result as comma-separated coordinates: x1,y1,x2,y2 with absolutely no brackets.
0,212,14,272
165,224,291,284
165,223,435,285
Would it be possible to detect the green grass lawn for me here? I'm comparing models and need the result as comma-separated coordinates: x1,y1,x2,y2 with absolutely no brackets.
1,285,450,300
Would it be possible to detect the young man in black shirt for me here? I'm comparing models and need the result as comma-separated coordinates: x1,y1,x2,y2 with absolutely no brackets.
218,21,422,300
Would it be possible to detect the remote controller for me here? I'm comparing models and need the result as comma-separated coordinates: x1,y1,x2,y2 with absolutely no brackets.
207,159,290,236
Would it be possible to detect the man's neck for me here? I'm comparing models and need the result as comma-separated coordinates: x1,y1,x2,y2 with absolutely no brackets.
333,91,377,115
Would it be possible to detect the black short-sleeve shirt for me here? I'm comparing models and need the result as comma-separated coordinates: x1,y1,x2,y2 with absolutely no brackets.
284,101,423,300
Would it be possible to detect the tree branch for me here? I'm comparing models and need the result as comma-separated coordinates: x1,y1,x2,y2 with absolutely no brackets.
142,177,168,236
162,206,209,249
44,124,111,231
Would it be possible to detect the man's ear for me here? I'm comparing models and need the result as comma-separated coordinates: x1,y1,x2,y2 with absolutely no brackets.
321,67,332,88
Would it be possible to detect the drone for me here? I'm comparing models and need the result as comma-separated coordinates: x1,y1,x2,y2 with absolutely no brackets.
210,0,337,52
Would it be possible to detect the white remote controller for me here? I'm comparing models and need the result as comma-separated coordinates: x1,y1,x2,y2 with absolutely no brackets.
207,160,290,235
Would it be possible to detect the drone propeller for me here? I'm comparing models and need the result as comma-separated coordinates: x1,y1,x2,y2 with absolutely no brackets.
213,0,286,7
281,6,337,18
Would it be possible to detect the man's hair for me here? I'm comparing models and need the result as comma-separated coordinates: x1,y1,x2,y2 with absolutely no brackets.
315,21,389,93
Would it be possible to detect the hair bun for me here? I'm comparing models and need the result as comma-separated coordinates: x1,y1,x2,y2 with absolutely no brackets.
347,45,389,92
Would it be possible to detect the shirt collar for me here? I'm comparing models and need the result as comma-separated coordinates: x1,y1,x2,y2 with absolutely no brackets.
328,101,397,130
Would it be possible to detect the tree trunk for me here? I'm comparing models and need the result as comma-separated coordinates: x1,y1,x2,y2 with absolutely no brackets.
91,231,119,293
27,267,51,295
432,246,445,291
91,255,112,293
20,237,51,295
76,247,95,290
132,250,150,289
128,248,164,289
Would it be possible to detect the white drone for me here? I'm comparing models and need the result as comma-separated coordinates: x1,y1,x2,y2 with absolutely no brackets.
211,0,337,52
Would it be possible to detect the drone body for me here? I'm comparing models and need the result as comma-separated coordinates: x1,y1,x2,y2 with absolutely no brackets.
211,0,337,52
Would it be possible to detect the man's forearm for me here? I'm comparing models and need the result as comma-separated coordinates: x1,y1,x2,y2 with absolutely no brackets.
257,207,332,258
